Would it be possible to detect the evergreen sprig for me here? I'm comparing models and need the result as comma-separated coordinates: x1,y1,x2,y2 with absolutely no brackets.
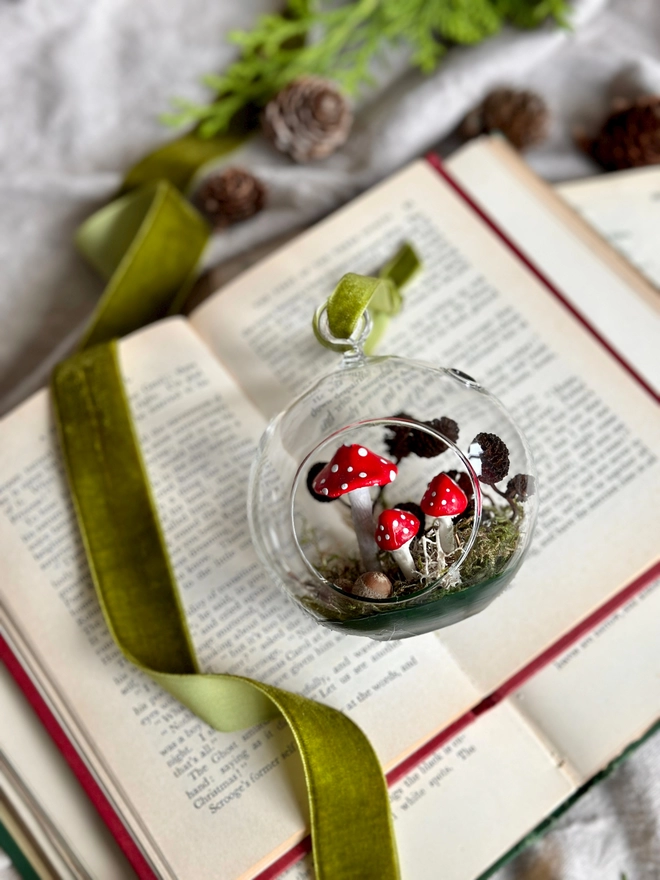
164,0,568,138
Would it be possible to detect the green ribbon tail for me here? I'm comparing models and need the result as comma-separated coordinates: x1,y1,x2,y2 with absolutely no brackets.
51,343,400,880
75,128,250,349
314,243,421,355
121,131,246,194
75,181,210,348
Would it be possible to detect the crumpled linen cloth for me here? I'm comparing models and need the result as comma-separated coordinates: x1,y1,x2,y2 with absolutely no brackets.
0,0,659,877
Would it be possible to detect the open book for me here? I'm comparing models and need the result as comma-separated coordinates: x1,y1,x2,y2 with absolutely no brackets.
1,136,659,880
557,164,660,292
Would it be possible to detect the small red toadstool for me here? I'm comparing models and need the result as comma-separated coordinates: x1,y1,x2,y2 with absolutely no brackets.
312,444,397,570
420,472,468,555
376,508,420,580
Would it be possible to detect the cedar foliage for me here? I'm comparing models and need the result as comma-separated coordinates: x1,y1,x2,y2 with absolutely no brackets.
164,0,568,138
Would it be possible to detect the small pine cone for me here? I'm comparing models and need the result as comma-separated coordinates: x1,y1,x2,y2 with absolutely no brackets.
262,77,353,163
586,97,660,171
505,473,536,501
195,167,266,228
384,412,416,461
410,417,460,458
472,432,510,485
460,87,549,150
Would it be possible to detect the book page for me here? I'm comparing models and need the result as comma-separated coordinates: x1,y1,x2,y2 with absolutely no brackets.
190,159,660,693
447,136,660,392
281,574,660,880
0,317,480,880
0,665,132,880
557,166,660,290
279,701,576,880
511,574,660,782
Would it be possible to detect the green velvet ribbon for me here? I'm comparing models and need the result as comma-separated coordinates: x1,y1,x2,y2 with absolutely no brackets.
49,132,401,879
313,243,421,354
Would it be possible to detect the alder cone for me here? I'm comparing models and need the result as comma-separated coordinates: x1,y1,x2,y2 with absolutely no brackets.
384,411,415,461
506,473,536,501
195,168,266,228
262,77,353,163
410,417,460,458
460,87,549,150
473,432,510,485
587,97,660,170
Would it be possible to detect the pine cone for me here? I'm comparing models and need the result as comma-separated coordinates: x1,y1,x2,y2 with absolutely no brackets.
195,168,266,228
586,97,660,171
410,417,460,458
505,473,536,501
384,412,416,461
471,432,510,485
460,87,549,150
262,77,353,163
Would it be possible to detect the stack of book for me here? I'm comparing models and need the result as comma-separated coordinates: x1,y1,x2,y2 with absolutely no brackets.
1,137,659,880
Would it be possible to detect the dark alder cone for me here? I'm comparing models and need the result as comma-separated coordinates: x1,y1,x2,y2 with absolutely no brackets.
384,412,415,461
460,87,549,150
586,97,660,171
472,432,510,485
262,77,353,163
410,417,460,458
195,168,266,228
392,502,425,537
506,473,536,501
307,462,335,503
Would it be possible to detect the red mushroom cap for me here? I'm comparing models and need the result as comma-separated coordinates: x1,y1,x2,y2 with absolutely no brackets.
420,473,468,518
376,508,420,552
312,444,397,499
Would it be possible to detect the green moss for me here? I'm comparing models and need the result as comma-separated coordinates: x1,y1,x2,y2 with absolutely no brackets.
297,499,524,622
453,502,521,587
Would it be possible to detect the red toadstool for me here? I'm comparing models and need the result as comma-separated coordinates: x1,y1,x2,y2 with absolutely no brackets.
420,472,468,556
376,508,420,580
312,444,397,570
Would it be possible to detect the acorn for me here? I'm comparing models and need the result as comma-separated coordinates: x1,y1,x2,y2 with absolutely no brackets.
352,572,393,600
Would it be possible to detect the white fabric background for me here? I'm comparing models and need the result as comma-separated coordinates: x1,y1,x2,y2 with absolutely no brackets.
0,0,659,877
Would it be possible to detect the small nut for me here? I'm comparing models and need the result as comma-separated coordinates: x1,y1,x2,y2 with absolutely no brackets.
352,572,393,600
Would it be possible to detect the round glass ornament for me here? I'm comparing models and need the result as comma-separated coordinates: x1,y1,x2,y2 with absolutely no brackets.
248,310,538,640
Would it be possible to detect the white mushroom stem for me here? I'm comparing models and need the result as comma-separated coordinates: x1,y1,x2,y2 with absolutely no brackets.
391,541,417,581
348,486,380,571
431,529,446,573
420,534,431,577
435,516,456,555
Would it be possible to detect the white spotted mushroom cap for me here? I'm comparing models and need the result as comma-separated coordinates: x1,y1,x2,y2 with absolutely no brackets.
375,509,420,552
311,444,397,499
420,473,468,518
